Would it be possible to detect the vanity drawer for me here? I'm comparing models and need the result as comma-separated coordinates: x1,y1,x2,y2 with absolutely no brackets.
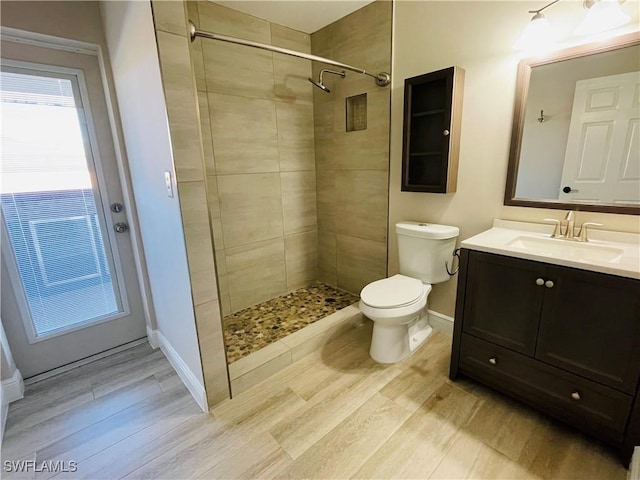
459,334,633,440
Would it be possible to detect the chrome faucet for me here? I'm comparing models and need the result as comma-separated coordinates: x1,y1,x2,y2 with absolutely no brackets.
545,211,602,242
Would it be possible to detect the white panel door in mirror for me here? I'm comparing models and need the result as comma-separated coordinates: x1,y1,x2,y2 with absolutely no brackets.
561,71,640,205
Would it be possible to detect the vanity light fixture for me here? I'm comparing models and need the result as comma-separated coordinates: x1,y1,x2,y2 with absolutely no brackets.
514,0,560,52
515,0,631,51
574,0,631,36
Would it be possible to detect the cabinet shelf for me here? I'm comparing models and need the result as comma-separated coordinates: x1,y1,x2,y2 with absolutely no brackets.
409,152,441,157
411,109,445,118
401,66,464,193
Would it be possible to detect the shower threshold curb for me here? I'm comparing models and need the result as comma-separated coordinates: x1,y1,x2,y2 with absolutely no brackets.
227,303,364,396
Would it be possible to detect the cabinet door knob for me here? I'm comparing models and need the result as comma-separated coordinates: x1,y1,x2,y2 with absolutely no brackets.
443,129,450,136
536,278,544,286
571,391,581,401
488,357,497,365
545,280,554,288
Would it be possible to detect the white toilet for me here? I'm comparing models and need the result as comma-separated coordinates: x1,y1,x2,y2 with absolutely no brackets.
359,221,459,364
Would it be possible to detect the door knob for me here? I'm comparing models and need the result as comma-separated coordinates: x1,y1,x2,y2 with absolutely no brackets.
114,222,129,233
488,357,497,365
571,391,581,401
536,278,544,286
545,280,554,288
443,129,450,136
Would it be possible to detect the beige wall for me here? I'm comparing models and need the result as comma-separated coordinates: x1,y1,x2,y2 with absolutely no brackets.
390,1,640,317
151,1,230,407
101,0,207,399
312,0,392,294
189,2,318,316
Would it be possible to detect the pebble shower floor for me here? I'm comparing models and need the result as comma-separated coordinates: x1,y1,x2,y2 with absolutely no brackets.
223,282,360,363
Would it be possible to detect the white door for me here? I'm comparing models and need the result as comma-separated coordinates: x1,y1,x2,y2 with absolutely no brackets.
560,71,640,205
0,41,146,378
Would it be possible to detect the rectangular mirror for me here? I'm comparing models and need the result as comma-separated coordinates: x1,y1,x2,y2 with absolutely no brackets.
505,32,640,215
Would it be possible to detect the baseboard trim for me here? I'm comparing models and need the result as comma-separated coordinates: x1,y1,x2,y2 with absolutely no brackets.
0,369,18,442
428,310,454,336
1,369,24,406
155,330,207,413
630,447,640,480
146,325,159,349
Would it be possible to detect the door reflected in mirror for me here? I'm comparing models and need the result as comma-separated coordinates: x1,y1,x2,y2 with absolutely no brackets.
505,32,640,215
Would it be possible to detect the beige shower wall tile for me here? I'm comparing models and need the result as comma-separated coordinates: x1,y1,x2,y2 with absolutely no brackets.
270,24,310,53
155,31,204,182
315,89,390,172
177,181,218,305
206,175,224,251
225,238,287,312
194,300,230,407
199,1,274,99
322,1,391,73
198,92,216,175
186,1,199,23
285,231,318,290
276,103,315,172
273,55,313,105
315,169,337,234
208,93,279,174
187,2,206,91
318,231,337,286
198,1,271,43
151,1,188,36
336,234,386,294
281,171,317,235
334,170,388,243
203,42,275,99
190,37,206,92
215,250,231,317
217,173,284,248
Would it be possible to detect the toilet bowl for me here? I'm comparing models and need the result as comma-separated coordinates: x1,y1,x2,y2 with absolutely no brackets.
359,221,459,364
359,274,433,364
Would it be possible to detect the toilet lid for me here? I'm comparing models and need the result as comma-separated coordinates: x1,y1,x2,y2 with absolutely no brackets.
360,274,424,309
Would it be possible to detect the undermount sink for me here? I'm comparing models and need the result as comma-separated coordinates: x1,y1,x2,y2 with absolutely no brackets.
505,235,624,263
460,220,640,279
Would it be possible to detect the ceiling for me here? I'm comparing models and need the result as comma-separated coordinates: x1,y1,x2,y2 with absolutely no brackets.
212,1,376,34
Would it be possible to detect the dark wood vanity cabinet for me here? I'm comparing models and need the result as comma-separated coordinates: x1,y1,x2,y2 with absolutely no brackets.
451,249,640,462
401,66,464,193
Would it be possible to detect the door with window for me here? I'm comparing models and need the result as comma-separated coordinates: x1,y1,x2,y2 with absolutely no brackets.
1,40,146,378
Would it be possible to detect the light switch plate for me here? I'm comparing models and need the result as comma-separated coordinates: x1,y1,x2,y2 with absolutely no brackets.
164,171,174,198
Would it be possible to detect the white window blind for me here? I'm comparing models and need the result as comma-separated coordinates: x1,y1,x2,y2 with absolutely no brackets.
1,68,122,338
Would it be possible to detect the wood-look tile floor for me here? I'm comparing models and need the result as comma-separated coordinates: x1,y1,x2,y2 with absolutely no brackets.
1,323,628,480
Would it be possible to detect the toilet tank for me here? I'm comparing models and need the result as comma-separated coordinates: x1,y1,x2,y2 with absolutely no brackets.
396,222,459,284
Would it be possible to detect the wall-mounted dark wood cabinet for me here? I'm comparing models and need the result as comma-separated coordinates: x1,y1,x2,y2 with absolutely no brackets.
450,249,640,465
401,66,464,193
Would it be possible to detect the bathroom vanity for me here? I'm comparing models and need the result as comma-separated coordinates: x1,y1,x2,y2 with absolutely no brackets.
450,220,640,464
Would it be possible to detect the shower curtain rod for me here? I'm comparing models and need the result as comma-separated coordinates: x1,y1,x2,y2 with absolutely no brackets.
188,21,391,87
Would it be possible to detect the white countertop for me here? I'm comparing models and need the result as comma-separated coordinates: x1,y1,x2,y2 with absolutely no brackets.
460,220,640,280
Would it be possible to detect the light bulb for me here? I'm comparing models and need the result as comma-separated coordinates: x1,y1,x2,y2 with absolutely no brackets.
514,13,557,52
574,0,631,36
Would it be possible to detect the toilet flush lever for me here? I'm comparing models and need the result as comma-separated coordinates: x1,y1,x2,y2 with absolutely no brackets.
446,248,460,276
